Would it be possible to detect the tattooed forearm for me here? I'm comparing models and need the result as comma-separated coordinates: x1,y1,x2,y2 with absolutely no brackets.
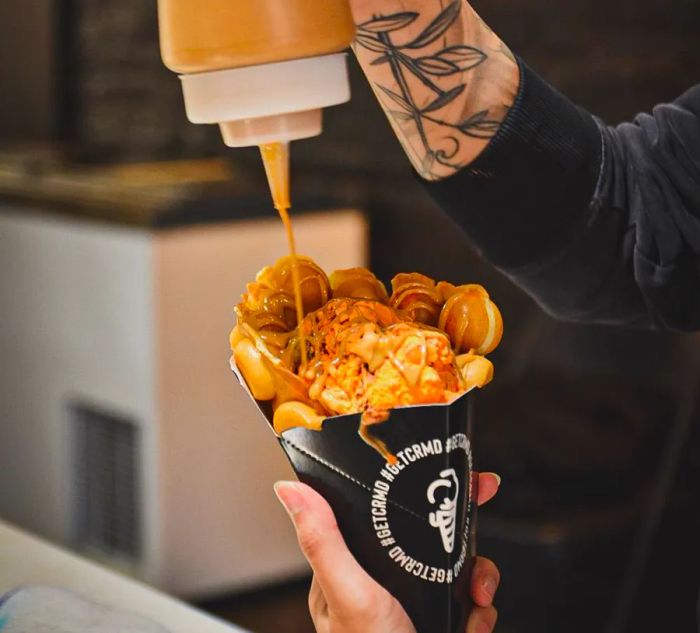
351,0,519,180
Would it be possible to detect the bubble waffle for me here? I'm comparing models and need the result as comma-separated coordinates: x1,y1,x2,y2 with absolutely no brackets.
231,257,502,462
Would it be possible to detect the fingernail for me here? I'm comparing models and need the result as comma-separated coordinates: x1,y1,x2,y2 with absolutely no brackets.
485,472,501,487
274,481,306,518
481,575,498,601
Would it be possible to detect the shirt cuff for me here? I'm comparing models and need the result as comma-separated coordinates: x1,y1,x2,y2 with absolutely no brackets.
422,57,603,268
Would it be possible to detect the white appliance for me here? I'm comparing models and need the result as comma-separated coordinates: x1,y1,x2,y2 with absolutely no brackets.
0,206,367,597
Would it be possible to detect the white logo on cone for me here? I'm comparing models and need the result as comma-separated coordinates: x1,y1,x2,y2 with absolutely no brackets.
427,468,459,554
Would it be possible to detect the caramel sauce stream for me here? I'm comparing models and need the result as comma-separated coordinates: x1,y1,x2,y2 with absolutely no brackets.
259,142,308,367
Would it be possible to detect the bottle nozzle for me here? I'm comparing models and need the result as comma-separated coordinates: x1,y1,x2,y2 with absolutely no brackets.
220,110,321,148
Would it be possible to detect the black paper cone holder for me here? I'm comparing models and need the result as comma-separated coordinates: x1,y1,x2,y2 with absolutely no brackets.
232,359,478,633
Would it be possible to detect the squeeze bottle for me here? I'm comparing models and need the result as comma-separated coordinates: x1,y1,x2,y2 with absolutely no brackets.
157,0,355,147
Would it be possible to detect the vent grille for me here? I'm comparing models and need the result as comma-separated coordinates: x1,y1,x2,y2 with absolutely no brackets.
70,403,141,560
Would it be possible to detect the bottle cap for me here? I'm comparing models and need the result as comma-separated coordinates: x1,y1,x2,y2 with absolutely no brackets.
180,53,351,147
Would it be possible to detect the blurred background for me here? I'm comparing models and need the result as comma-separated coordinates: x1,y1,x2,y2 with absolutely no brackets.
1,0,699,632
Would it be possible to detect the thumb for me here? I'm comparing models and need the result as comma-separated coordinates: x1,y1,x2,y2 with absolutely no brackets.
477,472,501,506
274,481,376,613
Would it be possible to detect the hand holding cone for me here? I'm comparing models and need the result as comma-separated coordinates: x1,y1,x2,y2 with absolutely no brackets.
275,473,502,633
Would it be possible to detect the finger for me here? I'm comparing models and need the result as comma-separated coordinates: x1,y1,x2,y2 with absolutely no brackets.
477,473,501,506
275,481,376,613
308,575,327,617
470,557,500,608
466,605,498,633
308,575,329,630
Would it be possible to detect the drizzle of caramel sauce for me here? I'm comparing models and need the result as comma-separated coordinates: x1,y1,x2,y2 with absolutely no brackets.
235,248,501,463
259,142,308,367
242,146,501,463
289,298,467,464
297,299,466,391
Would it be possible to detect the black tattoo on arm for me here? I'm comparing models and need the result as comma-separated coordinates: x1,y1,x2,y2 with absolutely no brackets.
354,1,515,179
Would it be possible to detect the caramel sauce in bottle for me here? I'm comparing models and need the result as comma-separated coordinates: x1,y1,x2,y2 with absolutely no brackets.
259,142,308,367
158,0,355,74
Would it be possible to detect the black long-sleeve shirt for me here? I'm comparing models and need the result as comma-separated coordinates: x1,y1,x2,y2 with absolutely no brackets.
424,58,700,631
424,59,700,332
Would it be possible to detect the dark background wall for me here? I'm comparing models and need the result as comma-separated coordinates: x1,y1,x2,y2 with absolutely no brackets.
0,0,55,143
480,0,700,121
